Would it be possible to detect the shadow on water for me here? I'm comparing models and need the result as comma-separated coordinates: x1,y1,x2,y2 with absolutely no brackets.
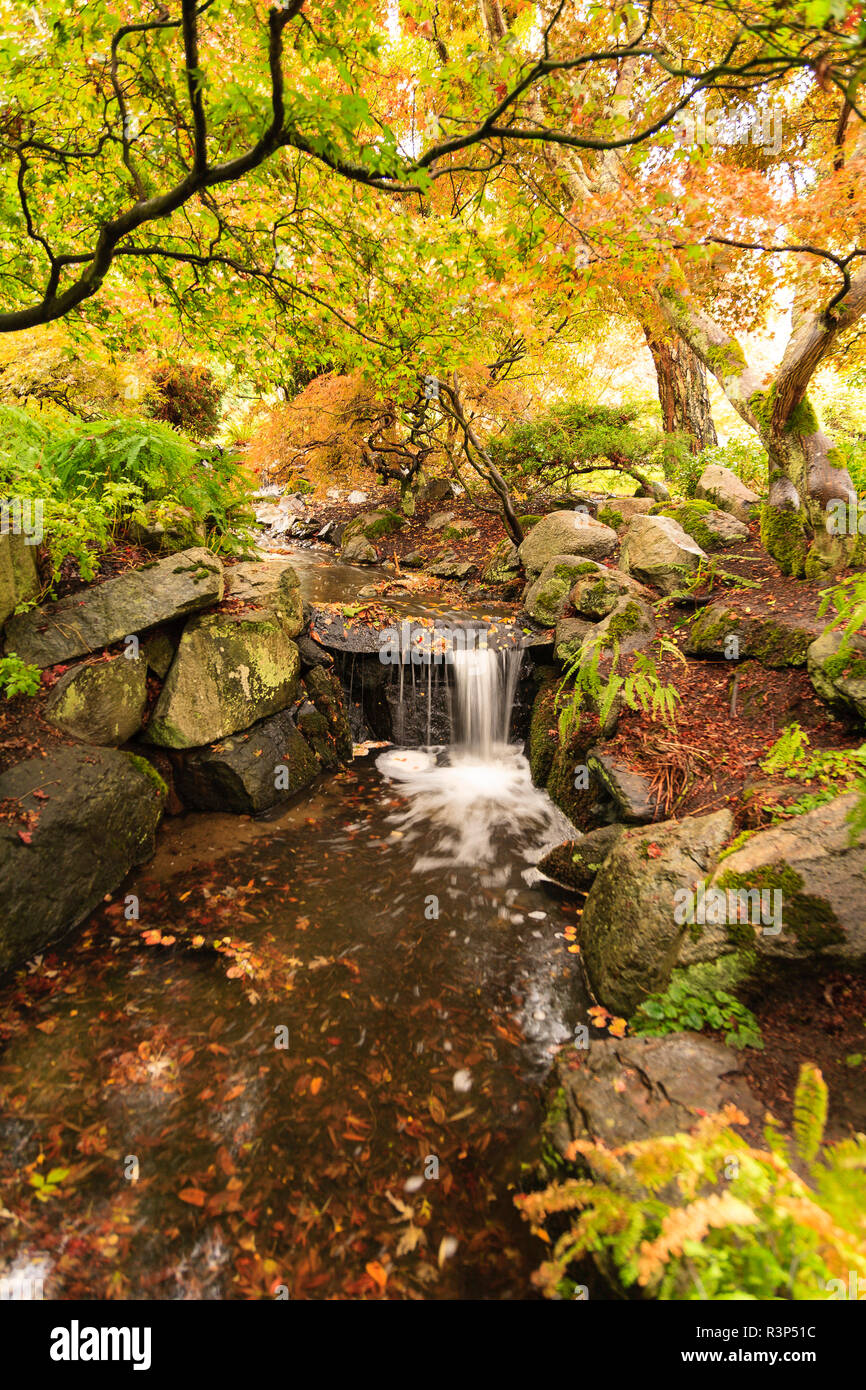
0,653,589,1300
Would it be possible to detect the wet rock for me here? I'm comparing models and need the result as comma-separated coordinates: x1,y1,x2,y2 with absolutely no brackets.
128,499,205,553
695,464,760,523
807,627,866,720
45,654,147,745
295,633,334,669
224,559,303,637
537,823,624,891
146,611,300,748
523,555,605,626
710,793,866,963
580,809,734,1015
401,550,426,569
586,747,659,822
171,707,320,813
570,567,652,619
0,746,166,972
302,664,353,762
518,512,618,576
0,530,39,631
3,548,223,668
546,1035,760,1156
687,603,819,667
340,534,379,565
619,514,707,594
343,508,406,544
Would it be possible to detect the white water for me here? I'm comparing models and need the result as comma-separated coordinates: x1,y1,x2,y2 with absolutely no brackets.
376,647,575,870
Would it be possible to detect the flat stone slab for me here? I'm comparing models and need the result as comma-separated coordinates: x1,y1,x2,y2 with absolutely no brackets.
3,548,223,667
547,1035,761,1155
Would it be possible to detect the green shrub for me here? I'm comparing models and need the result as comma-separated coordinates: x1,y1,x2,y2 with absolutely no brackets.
632,978,763,1050
0,653,41,699
517,1063,866,1300
490,399,668,491
0,406,255,589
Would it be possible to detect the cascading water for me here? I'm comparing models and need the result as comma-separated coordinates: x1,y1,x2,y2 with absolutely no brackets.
376,641,576,872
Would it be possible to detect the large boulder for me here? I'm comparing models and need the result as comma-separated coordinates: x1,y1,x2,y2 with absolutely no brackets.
695,464,760,523
687,603,819,667
807,627,866,720
523,555,604,627
594,496,656,527
518,511,617,576
146,611,300,748
570,567,653,620
580,809,734,1015
545,1035,760,1156
171,708,320,813
619,514,707,595
0,747,165,971
224,559,303,637
428,552,474,580
45,655,147,744
710,793,866,963
652,500,750,549
0,530,40,631
3,548,224,667
127,500,206,554
343,509,405,544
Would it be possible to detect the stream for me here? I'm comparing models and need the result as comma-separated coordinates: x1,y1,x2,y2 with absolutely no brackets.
0,604,589,1300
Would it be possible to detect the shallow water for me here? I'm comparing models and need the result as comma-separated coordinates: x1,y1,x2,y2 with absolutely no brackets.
0,755,587,1300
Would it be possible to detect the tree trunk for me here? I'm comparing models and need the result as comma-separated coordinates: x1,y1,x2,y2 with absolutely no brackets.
643,327,717,450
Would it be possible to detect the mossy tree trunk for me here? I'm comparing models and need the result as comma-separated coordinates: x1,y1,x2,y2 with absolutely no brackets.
658,271,866,578
643,327,717,451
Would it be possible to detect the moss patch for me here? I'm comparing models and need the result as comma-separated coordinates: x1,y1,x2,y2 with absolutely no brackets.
760,503,808,578
717,864,846,952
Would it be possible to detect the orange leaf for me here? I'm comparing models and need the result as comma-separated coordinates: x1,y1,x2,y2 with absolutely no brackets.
310,1077,323,1096
365,1260,388,1292
178,1187,207,1206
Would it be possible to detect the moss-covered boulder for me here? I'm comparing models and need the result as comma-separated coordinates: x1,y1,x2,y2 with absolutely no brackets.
146,611,300,748
523,555,604,627
619,514,707,594
343,508,406,544
570,567,652,620
128,499,206,553
45,655,147,744
0,529,39,631
710,794,866,962
518,511,617,576
584,597,655,658
171,707,320,813
651,499,750,550
695,464,759,522
579,809,734,1015
587,746,659,821
687,603,818,667
0,746,165,971
807,627,866,720
3,548,223,667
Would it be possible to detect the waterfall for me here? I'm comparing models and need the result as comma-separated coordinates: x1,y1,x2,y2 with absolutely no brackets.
452,646,524,757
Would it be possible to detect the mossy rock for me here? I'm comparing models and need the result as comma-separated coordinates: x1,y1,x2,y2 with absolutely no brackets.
128,500,206,554
46,654,147,745
651,499,749,551
344,508,406,543
686,603,817,668
146,611,300,748
760,503,808,578
807,627,866,720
